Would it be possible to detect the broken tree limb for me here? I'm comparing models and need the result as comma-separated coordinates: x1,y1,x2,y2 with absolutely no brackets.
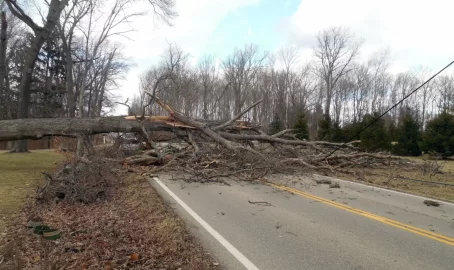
186,130,200,154
141,125,159,150
248,200,273,206
312,153,396,163
212,98,264,131
313,140,358,149
218,132,323,152
144,92,242,150
280,158,331,170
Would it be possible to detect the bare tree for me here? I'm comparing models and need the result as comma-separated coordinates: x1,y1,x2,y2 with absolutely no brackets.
223,44,268,115
74,0,176,157
313,26,362,117
415,66,436,130
77,0,143,117
146,0,177,26
198,55,217,119
5,0,69,152
436,74,454,113
391,71,419,124
140,43,187,116
278,46,299,127
57,0,91,117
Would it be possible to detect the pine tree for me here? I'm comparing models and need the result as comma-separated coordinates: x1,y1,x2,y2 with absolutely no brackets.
293,111,309,140
269,113,283,135
392,113,422,156
387,120,398,142
422,112,454,158
342,121,364,141
360,113,391,151
317,114,332,141
331,121,346,142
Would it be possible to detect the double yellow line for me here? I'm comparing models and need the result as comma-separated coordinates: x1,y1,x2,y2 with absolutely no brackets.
270,183,454,246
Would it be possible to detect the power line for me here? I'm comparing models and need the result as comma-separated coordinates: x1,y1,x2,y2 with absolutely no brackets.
323,60,454,160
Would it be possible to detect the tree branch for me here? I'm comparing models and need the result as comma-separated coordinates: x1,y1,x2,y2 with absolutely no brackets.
213,98,264,131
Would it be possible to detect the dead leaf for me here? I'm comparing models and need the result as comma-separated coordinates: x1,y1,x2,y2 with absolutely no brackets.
130,253,139,261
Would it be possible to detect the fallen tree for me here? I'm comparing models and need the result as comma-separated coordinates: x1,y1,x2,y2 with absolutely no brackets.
0,94,408,187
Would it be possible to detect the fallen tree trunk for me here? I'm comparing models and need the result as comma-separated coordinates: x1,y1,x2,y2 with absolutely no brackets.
0,117,178,141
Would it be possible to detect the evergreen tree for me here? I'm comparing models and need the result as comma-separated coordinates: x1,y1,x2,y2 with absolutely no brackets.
392,113,422,156
269,113,283,135
422,112,454,158
387,120,398,142
360,112,391,151
317,114,345,142
342,121,364,141
317,114,332,141
293,111,309,140
331,121,346,142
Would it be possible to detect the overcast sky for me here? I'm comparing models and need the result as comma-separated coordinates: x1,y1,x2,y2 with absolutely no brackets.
113,0,454,114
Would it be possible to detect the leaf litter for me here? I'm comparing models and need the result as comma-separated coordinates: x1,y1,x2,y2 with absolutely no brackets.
0,166,217,269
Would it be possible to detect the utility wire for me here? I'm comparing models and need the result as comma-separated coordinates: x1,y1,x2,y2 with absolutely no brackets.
323,60,454,160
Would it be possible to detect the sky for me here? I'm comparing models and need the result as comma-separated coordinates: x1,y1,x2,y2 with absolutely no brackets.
114,0,454,114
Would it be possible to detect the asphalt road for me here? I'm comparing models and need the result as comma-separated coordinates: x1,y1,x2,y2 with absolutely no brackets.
150,174,454,270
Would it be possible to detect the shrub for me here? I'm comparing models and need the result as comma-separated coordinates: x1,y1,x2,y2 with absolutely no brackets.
392,113,422,156
269,113,283,135
360,113,391,151
293,111,309,140
422,113,454,158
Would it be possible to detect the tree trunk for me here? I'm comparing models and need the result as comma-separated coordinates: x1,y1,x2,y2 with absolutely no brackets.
0,12,7,109
324,79,332,117
234,86,241,115
12,32,47,152
66,53,76,117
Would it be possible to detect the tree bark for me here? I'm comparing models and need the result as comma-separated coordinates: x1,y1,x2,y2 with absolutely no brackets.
0,12,7,108
64,43,76,117
12,32,47,152
0,117,179,142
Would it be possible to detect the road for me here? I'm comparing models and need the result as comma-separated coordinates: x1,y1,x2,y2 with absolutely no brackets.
150,173,454,270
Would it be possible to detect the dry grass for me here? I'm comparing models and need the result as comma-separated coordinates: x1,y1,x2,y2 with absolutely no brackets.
333,156,454,202
0,150,63,235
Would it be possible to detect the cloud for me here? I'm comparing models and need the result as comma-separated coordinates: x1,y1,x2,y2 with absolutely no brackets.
282,0,454,72
113,0,261,114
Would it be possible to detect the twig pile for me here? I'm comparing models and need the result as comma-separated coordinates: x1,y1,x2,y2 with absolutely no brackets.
120,93,412,184
37,157,119,203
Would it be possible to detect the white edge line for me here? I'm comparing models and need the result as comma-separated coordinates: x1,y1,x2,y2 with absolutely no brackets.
152,177,260,270
313,174,454,206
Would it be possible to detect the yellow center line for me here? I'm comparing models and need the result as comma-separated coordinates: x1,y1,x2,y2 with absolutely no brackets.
270,183,454,246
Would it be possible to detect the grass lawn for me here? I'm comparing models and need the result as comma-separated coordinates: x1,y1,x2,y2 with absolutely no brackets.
0,150,63,235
